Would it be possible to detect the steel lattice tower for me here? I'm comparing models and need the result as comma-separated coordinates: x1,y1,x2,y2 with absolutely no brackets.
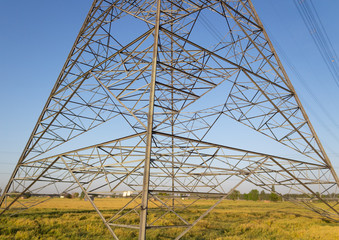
1,0,339,239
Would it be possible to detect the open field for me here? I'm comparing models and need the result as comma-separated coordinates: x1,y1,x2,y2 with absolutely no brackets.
1,198,339,239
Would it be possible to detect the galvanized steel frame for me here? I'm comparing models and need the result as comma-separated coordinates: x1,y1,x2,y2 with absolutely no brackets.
1,0,339,239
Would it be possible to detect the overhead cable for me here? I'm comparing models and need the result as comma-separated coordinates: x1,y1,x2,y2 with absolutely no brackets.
294,0,339,89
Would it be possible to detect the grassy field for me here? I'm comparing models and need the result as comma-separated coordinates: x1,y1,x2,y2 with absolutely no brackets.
1,198,339,239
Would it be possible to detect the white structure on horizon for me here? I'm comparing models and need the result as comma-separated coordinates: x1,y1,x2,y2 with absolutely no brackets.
122,191,133,197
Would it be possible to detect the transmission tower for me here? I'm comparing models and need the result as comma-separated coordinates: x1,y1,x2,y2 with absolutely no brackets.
1,0,339,239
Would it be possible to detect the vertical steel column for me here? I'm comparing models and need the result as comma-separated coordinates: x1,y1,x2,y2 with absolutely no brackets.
170,2,175,209
139,1,162,239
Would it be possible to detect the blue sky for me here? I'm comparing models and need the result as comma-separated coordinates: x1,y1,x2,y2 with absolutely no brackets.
1,0,339,192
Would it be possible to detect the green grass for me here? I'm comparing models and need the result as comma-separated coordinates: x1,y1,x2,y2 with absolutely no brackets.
1,198,338,239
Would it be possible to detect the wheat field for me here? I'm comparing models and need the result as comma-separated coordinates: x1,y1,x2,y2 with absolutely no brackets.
1,198,339,239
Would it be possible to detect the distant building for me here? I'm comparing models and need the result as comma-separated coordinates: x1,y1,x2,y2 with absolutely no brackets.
122,191,133,197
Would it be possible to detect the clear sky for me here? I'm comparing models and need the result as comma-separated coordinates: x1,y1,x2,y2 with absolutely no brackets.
1,0,339,192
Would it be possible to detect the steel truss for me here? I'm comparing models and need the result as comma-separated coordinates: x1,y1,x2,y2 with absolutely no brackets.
1,0,339,239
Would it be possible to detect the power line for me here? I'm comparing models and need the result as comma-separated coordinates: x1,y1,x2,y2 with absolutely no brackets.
200,3,339,158
268,31,339,129
294,0,339,89
259,2,339,157
264,30,339,156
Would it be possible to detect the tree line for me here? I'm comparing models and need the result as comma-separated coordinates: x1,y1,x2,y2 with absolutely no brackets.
227,189,281,201
227,187,339,202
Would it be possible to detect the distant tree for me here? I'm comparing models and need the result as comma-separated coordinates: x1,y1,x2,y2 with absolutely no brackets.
159,192,169,196
72,192,80,198
314,192,323,199
22,191,32,199
229,190,240,200
61,192,72,199
269,193,280,202
259,190,267,200
300,193,309,199
242,193,249,200
269,186,280,202
80,191,85,200
248,189,259,201
9,191,20,198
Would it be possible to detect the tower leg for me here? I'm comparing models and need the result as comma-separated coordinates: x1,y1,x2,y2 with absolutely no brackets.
139,0,161,239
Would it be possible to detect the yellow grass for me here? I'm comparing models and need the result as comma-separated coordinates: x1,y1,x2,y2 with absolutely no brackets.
1,198,339,239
